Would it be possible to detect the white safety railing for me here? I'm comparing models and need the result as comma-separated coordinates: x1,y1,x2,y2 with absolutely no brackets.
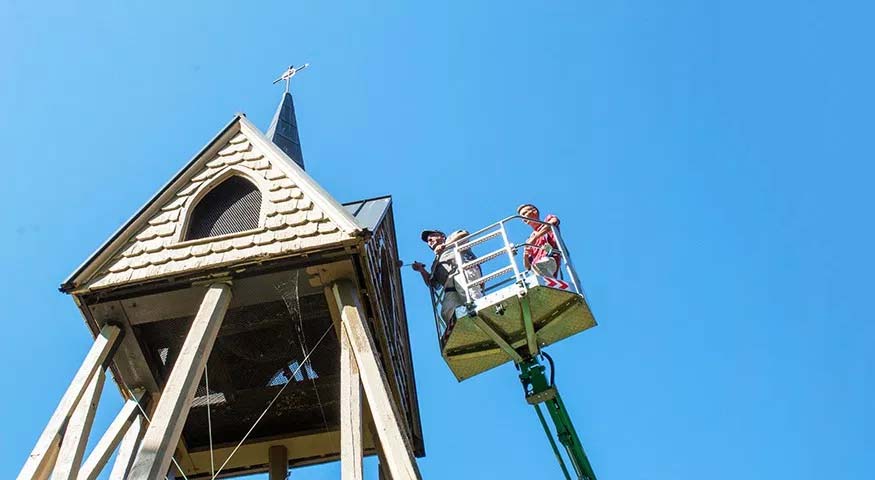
430,215,586,342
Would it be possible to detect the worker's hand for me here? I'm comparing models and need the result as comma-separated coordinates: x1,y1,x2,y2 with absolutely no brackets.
411,261,427,273
527,225,550,244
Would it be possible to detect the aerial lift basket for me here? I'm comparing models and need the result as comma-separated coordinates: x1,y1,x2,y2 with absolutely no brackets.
430,215,597,382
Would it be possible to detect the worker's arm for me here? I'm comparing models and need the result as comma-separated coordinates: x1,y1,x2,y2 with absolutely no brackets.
528,226,549,243
526,214,560,244
412,262,432,287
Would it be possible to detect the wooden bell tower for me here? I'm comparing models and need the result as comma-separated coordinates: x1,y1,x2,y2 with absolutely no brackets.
18,84,424,479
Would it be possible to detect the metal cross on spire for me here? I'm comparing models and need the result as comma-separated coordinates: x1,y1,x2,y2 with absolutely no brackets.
272,64,310,93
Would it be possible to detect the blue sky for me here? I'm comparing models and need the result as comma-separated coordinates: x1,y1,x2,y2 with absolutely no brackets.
1,1,871,479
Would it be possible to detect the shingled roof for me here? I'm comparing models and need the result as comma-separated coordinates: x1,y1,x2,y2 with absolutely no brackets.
62,115,364,294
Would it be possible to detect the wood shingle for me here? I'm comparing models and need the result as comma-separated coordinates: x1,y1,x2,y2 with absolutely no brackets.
65,116,362,293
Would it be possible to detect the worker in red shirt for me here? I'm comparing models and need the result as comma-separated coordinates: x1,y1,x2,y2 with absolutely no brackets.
517,203,562,278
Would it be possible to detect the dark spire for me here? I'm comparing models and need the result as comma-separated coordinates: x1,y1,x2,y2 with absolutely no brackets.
266,91,305,169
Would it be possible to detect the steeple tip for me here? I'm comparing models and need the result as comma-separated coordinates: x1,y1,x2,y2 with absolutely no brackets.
267,90,305,170
267,64,309,170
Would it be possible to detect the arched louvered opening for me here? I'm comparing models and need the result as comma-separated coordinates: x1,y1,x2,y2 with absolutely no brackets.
185,176,262,241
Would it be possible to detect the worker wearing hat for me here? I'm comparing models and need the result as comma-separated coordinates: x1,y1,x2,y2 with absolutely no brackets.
412,229,483,326
517,203,562,277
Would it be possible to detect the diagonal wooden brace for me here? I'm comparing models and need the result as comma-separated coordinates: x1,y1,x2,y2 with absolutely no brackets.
340,323,363,480
76,390,147,480
127,283,232,480
18,324,121,480
108,415,144,480
52,369,106,480
331,280,421,480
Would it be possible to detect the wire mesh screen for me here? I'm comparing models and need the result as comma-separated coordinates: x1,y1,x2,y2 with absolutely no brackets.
134,275,339,450
186,176,261,240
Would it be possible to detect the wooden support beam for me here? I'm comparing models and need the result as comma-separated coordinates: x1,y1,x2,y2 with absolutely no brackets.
331,280,421,480
128,283,232,480
52,368,106,480
76,391,145,480
186,430,341,474
18,325,121,480
32,438,61,480
268,445,289,480
170,431,198,475
108,415,144,480
378,462,392,480
340,324,363,480
372,429,392,480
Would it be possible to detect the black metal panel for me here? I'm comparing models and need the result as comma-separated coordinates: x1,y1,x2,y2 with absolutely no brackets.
266,92,305,169
342,196,391,232
186,176,261,240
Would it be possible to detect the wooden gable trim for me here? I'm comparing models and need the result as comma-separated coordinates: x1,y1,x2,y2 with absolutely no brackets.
63,115,367,294
239,118,362,235
61,116,244,293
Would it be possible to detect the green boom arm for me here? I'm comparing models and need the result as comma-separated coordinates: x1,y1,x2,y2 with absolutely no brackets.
518,355,597,480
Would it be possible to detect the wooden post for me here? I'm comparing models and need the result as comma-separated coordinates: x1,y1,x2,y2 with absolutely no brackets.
340,324,363,480
52,369,105,480
331,280,421,480
268,445,289,480
108,416,144,480
18,325,121,480
76,391,145,480
372,425,392,480
128,283,232,480
378,462,392,480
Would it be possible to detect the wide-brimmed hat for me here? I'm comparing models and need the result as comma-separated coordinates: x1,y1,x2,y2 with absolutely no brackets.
420,229,446,242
